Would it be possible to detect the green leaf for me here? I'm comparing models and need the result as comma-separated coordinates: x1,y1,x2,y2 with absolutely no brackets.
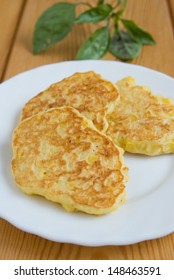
109,30,142,60
121,19,156,45
75,4,113,24
76,26,110,60
33,2,76,54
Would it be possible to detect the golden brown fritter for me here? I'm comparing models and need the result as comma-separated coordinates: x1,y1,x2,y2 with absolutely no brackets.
106,77,174,155
21,71,119,132
12,107,128,215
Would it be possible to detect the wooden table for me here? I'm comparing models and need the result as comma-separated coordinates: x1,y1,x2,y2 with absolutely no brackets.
0,0,174,260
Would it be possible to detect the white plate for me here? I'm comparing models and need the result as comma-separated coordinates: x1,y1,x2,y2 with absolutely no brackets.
0,60,174,246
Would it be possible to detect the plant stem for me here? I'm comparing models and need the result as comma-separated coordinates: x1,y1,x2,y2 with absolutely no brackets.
113,3,120,10
76,2,93,8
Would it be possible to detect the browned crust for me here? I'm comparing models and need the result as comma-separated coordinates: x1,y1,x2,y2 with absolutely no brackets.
12,106,127,215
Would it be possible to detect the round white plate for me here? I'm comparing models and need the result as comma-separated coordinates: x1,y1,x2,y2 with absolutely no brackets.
0,60,174,246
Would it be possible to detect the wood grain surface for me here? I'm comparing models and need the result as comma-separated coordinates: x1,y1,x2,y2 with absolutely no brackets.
0,0,174,260
168,0,174,24
0,0,25,81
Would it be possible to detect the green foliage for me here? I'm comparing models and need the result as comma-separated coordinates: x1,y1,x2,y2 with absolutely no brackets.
110,30,142,60
33,3,76,54
121,19,156,45
75,4,113,24
76,26,110,59
33,0,155,60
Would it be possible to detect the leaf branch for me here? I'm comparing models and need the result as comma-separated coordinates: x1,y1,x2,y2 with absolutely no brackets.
32,0,156,61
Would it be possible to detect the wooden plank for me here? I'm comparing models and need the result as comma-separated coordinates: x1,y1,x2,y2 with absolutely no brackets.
168,0,174,26
2,0,89,80
123,0,174,76
0,0,25,81
0,0,174,260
